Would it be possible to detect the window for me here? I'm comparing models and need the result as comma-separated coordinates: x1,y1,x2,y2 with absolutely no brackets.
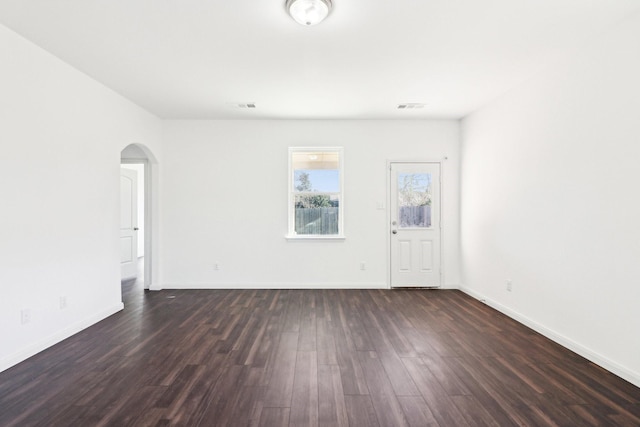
288,147,344,238
397,172,432,228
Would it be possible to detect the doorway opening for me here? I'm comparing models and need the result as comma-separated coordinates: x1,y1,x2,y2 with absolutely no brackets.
121,143,157,293
121,163,145,284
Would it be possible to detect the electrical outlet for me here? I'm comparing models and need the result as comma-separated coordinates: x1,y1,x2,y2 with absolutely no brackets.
360,262,366,271
214,263,220,271
506,280,512,292
21,309,31,325
60,296,67,310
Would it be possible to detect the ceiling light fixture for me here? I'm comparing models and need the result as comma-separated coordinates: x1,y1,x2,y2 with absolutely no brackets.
286,0,332,26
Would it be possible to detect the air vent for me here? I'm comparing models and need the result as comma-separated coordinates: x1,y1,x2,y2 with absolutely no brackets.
397,103,426,109
227,103,256,109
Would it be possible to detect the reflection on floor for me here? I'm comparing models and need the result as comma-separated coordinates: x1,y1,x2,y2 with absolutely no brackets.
121,256,144,302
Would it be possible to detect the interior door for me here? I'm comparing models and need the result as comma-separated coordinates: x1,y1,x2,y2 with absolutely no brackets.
390,162,441,288
120,167,138,280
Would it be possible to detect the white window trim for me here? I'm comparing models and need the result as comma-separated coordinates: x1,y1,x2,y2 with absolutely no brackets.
286,146,345,240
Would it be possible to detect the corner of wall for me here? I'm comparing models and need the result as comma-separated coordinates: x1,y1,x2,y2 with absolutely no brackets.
0,303,124,374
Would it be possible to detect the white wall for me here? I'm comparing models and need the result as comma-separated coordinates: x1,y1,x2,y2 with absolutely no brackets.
0,24,162,372
161,120,460,289
460,13,640,386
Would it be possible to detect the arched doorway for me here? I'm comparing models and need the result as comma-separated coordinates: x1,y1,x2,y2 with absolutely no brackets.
120,143,158,292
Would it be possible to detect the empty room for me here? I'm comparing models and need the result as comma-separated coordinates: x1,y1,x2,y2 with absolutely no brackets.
1,0,639,426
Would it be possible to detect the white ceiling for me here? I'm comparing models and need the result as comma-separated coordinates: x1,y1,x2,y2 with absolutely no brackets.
1,0,639,120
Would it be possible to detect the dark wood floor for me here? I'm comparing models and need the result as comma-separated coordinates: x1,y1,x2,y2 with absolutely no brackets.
1,280,639,427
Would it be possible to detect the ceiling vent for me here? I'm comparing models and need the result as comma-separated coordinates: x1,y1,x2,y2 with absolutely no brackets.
227,103,256,109
397,103,426,109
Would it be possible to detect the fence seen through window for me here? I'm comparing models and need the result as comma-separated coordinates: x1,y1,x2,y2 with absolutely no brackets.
398,172,432,228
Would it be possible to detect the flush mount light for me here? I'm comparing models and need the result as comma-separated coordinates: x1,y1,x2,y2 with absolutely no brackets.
286,0,332,26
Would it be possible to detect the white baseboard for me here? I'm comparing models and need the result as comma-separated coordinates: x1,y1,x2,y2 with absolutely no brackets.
0,303,124,374
160,282,389,290
459,286,640,388
153,282,461,291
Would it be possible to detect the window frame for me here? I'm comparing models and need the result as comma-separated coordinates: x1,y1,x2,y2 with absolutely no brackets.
287,146,345,240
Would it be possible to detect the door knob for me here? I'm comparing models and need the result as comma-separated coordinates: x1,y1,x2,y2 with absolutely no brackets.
134,227,139,231
392,230,397,234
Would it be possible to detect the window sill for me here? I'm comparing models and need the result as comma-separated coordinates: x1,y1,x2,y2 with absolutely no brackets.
285,234,346,241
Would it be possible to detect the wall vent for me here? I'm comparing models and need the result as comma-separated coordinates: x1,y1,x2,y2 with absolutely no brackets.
227,103,256,109
397,103,425,109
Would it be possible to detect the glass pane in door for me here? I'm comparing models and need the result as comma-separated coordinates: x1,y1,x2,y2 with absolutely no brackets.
398,173,432,228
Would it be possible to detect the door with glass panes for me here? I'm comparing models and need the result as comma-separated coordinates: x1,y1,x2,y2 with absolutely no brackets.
390,162,441,288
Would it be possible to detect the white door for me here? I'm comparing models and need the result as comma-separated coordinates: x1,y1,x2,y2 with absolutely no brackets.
120,168,138,280
390,162,441,288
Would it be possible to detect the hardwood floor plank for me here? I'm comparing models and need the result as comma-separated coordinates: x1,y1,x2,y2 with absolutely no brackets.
421,353,470,397
259,407,290,427
316,317,338,365
228,308,268,365
130,407,171,426
282,291,303,333
479,355,545,402
1,286,638,426
344,395,380,427
610,410,640,427
512,354,589,405
421,330,461,358
397,395,440,427
335,351,369,395
401,327,442,359
248,311,285,370
194,364,251,425
525,393,589,426
224,385,266,427
290,351,319,427
375,313,419,358
377,351,421,397
297,292,317,352
263,332,299,407
402,357,472,427
337,292,375,352
538,361,640,424
358,351,410,426
163,355,227,425
332,319,369,395
441,356,520,426
450,395,502,427
317,364,348,427
94,385,166,427
363,311,420,396
566,403,618,426
554,358,640,407
155,364,201,408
